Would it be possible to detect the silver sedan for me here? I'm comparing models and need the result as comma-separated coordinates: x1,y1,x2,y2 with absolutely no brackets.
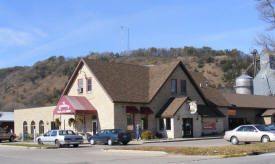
36,130,83,147
224,124,275,145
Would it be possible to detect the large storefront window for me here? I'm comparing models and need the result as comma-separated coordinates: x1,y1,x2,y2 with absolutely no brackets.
141,115,148,130
127,113,134,130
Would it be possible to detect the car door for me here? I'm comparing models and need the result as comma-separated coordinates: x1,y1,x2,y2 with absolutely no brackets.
93,130,104,142
235,126,247,141
246,126,259,142
49,130,58,144
42,131,52,144
0,127,5,139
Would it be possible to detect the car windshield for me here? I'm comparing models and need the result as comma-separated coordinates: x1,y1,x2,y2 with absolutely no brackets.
111,129,124,133
58,130,76,135
255,125,271,131
268,124,275,130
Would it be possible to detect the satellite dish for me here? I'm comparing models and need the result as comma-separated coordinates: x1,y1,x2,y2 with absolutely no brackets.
189,101,197,114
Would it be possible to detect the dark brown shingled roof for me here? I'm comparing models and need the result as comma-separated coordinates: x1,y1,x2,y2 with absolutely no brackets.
223,93,275,109
189,71,230,107
83,59,180,103
160,96,188,117
157,97,225,118
84,59,149,103
261,109,275,116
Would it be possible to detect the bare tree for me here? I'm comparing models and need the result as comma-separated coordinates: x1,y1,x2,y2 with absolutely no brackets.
255,0,275,49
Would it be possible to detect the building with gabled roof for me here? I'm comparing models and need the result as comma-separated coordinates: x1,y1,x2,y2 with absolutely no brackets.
15,58,229,138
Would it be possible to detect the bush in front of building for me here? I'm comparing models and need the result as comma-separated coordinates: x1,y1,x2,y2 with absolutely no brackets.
141,130,154,140
155,132,163,139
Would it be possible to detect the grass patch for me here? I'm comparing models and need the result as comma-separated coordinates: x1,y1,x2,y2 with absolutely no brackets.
2,143,56,148
113,142,275,156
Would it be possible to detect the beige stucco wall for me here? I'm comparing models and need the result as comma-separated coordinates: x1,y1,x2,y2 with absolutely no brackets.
14,106,55,137
67,64,115,130
263,117,272,124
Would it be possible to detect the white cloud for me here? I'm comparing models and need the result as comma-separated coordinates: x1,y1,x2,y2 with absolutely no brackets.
0,28,34,46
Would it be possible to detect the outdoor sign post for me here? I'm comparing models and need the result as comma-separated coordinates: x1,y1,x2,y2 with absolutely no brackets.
33,128,36,143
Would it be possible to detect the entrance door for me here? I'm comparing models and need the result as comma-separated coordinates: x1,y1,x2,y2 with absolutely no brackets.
92,120,97,135
182,118,193,137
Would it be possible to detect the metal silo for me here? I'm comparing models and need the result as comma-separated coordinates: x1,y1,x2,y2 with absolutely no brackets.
235,73,253,94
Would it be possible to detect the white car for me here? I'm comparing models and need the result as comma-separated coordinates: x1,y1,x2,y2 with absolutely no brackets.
224,124,275,145
36,130,83,147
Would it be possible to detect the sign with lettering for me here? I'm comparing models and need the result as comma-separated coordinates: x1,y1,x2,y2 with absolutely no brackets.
57,101,71,114
203,122,216,129
227,110,236,116
53,96,75,114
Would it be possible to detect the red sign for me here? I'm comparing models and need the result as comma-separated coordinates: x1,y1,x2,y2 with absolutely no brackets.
54,96,75,114
203,122,216,129
227,110,236,116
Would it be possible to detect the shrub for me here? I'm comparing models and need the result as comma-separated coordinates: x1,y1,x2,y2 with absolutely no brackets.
141,130,154,140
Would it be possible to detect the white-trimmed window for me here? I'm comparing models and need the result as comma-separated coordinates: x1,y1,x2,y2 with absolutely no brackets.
87,78,92,92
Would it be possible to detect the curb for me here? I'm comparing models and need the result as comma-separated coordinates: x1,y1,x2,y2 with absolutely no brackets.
0,144,57,149
143,137,222,144
216,153,247,158
104,149,168,155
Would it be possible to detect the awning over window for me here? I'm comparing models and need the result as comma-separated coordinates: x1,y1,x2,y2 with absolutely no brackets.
140,107,153,114
126,106,139,114
54,96,97,115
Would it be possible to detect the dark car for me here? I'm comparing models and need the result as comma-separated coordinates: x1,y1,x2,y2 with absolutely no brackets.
0,127,16,142
267,123,275,130
88,129,131,146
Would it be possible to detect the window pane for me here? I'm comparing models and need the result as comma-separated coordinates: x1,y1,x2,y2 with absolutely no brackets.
79,79,83,88
159,119,164,130
87,79,92,91
171,79,177,93
141,115,148,130
166,118,171,130
181,80,186,95
127,114,134,130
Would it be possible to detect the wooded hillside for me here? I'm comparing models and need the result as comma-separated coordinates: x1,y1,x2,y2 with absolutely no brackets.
0,47,253,112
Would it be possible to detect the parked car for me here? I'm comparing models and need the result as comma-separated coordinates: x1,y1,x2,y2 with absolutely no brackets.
224,124,275,145
88,129,132,146
36,130,83,147
0,127,16,142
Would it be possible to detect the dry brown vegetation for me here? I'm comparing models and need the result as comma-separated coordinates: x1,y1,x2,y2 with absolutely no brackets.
113,142,275,156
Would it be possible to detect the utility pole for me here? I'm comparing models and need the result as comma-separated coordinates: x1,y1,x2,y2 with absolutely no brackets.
252,49,258,77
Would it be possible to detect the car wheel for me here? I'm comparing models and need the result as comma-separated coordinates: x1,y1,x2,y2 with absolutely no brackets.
261,135,270,143
55,140,62,148
122,141,128,145
107,139,113,146
9,136,15,142
90,139,95,145
73,144,79,147
230,136,239,145
37,139,43,145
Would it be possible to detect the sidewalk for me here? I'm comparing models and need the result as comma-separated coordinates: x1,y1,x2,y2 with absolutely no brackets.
129,136,223,144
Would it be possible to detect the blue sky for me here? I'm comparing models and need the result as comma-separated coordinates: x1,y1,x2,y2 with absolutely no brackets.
0,0,270,68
